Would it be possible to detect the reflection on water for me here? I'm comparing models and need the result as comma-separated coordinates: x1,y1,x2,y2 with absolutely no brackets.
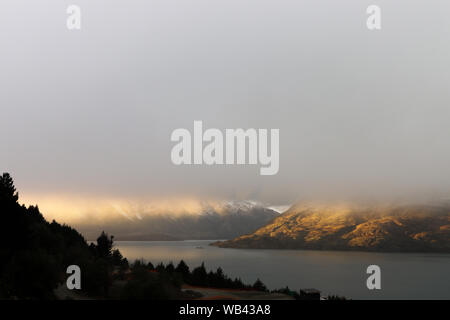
115,240,450,300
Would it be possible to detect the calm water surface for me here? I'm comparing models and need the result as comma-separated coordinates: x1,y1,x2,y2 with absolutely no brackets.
115,240,450,300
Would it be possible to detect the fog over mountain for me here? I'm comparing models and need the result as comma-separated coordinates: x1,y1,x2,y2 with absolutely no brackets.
27,198,280,240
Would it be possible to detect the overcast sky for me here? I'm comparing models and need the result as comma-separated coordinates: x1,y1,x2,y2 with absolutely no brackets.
1,0,450,208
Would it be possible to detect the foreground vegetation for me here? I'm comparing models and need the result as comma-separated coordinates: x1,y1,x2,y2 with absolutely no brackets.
0,173,129,298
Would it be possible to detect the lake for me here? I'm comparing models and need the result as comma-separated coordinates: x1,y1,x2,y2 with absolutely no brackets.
115,240,450,300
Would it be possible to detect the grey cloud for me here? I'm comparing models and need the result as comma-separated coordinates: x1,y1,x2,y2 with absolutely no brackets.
1,0,450,206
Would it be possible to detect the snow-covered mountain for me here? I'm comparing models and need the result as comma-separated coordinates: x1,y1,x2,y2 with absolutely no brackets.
78,200,279,241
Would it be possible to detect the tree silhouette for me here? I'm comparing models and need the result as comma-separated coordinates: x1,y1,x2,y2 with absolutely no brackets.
96,231,114,259
253,278,267,292
175,260,190,279
165,262,175,273
191,262,208,286
156,262,166,273
0,172,18,204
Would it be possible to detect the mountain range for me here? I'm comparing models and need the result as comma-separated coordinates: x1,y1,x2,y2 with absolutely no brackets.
212,202,450,252
78,201,279,241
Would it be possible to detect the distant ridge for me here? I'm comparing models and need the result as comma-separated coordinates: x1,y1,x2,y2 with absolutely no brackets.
212,202,450,253
113,233,181,241
80,201,279,241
